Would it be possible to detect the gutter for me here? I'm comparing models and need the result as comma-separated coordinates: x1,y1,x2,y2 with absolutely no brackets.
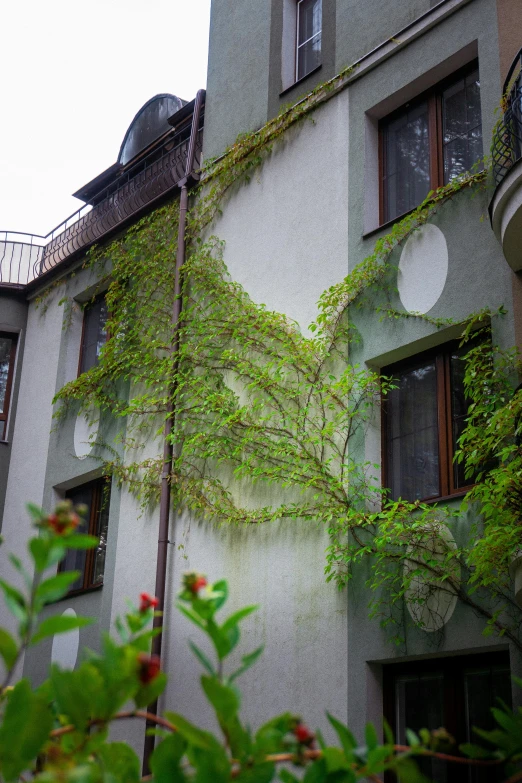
142,87,205,775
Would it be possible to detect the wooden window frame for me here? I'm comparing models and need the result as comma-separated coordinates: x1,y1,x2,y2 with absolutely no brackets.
383,651,511,783
382,343,475,504
0,332,18,441
77,294,109,378
379,60,480,225
60,478,110,595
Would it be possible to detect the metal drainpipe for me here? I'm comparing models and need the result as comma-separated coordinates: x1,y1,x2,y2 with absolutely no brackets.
142,88,205,775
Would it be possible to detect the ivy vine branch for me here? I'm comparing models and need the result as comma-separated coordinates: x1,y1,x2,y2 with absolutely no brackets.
49,55,521,651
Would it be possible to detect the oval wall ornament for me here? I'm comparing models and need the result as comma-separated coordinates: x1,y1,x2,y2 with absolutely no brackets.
403,522,460,632
73,409,100,460
51,608,80,669
398,224,448,314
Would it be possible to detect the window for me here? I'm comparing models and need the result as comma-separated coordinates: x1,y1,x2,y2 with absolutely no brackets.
296,0,322,81
60,478,111,593
78,296,108,375
380,64,483,223
384,652,512,783
0,332,18,440
383,343,473,502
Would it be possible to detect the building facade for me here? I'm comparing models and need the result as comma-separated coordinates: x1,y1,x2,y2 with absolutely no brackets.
1,0,522,774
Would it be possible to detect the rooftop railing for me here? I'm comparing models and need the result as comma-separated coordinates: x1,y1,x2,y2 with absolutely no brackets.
0,118,204,287
492,48,522,186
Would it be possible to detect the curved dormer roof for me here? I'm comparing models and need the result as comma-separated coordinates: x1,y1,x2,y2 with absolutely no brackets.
118,94,185,165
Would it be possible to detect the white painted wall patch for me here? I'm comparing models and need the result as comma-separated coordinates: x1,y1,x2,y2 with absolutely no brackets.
51,608,80,669
73,409,100,459
398,224,448,314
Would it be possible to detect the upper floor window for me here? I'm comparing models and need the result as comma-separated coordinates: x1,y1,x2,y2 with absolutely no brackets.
60,478,111,594
296,0,322,81
383,343,474,503
0,333,17,440
78,296,108,375
380,64,483,223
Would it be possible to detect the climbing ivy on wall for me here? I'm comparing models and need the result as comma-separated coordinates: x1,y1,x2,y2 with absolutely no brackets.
53,64,522,653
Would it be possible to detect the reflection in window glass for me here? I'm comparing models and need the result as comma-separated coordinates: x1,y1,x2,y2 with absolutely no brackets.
386,358,440,501
62,479,111,593
443,69,483,182
0,337,14,414
79,297,108,375
296,0,322,81
383,101,431,222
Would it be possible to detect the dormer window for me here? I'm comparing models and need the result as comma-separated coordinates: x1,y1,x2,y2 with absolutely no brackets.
296,0,322,81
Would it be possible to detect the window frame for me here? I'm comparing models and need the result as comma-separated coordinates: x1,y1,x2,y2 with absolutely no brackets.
77,294,109,377
0,332,18,441
59,477,111,595
382,342,475,504
379,60,481,226
383,651,511,783
295,0,322,83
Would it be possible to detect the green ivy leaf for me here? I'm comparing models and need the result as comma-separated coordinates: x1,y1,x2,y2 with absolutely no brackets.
0,628,18,670
0,679,53,781
30,614,93,645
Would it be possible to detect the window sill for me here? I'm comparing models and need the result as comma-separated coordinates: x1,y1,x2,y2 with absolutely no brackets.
55,583,104,602
362,207,418,241
418,488,472,505
280,64,322,97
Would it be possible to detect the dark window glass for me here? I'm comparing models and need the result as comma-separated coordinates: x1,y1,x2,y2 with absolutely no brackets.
396,672,447,781
442,69,483,182
381,64,483,223
383,102,431,223
0,333,17,440
386,358,439,501
386,654,511,783
296,0,322,81
384,344,476,502
61,479,111,593
79,297,108,375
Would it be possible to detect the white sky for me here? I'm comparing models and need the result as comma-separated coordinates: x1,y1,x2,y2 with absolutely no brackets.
0,0,211,236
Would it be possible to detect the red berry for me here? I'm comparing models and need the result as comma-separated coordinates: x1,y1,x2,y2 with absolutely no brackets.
137,653,161,684
183,572,208,595
139,592,159,613
293,722,315,746
190,576,207,594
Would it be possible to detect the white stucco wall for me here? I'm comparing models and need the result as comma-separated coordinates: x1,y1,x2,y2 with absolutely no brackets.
209,91,350,334
0,292,64,677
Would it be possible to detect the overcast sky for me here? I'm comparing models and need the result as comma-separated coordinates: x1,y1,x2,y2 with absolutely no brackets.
0,0,211,236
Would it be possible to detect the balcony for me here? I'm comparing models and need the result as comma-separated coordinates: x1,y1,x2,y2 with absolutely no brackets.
0,104,204,288
490,49,522,272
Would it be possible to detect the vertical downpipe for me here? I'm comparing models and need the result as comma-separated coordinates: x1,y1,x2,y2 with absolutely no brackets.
142,89,205,775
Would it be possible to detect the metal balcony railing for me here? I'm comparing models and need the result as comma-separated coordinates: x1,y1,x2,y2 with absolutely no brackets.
492,48,522,185
0,118,204,287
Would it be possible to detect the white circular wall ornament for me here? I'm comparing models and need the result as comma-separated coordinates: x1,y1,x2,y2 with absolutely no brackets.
403,523,460,633
74,408,100,459
398,224,448,314
51,608,80,669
